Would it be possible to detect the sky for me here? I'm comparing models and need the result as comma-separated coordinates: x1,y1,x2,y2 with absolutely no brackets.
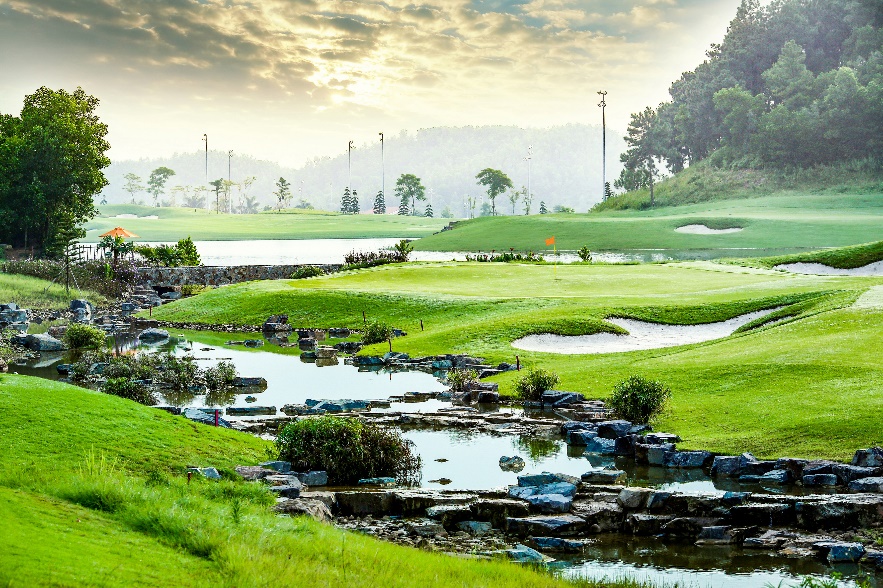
0,0,744,167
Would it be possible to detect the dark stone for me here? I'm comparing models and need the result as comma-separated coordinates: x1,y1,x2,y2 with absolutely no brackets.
335,491,393,516
583,437,617,454
506,515,586,537
506,544,545,563
803,474,839,487
775,458,808,479
274,498,332,522
296,471,329,486
757,469,793,485
235,466,278,480
528,537,586,553
647,444,676,466
182,407,231,428
852,448,883,468
645,432,680,444
803,461,837,476
597,420,633,439
812,541,865,563
721,492,751,507
232,376,268,388
663,450,713,469
741,460,777,476
567,430,599,446
711,456,742,477
833,464,879,485
226,406,276,416
560,421,595,436
138,328,169,342
426,505,473,528
471,499,530,528
476,391,500,404
613,435,636,457
524,493,574,514
581,467,625,484
243,339,264,348
848,477,883,493
662,517,721,539
626,513,672,535
541,390,585,407
728,503,793,527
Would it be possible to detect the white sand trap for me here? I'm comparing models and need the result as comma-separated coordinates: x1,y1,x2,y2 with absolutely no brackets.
512,308,778,355
113,213,138,219
774,261,883,276
141,215,159,219
675,224,743,235
853,286,883,309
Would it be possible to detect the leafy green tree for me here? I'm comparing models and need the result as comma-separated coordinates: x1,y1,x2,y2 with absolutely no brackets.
184,187,207,209
373,190,386,214
475,168,513,216
123,173,144,204
508,188,521,215
240,195,259,214
147,167,175,207
520,186,532,215
615,107,661,205
465,195,477,219
394,174,425,216
274,177,291,209
0,86,110,256
441,206,453,218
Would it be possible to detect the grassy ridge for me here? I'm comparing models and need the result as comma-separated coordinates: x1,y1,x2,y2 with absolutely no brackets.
149,262,883,459
85,204,449,242
0,374,653,588
754,240,883,269
0,273,106,309
414,192,883,253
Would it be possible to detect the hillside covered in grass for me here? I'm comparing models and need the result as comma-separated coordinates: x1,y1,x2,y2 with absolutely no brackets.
0,374,649,588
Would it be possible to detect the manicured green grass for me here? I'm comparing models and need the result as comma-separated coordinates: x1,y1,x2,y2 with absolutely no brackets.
0,273,106,309
0,373,655,588
415,192,883,253
85,204,449,242
147,262,883,460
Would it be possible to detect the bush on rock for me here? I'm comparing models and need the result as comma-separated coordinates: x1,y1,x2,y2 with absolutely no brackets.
608,375,671,424
514,368,560,401
275,416,421,485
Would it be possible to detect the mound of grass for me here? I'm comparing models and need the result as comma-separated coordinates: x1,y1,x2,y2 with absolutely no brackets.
0,273,106,309
0,373,650,588
757,240,883,270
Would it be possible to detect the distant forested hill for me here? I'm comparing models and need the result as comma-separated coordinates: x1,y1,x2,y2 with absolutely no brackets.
614,0,883,196
101,124,624,215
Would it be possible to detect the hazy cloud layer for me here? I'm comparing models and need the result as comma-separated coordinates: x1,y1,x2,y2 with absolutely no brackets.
0,0,741,164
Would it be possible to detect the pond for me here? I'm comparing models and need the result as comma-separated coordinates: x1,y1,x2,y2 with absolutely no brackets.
138,239,817,266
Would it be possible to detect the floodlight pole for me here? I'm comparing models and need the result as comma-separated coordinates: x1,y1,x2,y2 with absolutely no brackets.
348,140,355,191
379,132,384,207
202,134,208,183
525,145,533,214
598,91,607,200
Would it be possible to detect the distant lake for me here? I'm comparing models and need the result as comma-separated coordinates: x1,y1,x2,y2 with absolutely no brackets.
139,239,815,266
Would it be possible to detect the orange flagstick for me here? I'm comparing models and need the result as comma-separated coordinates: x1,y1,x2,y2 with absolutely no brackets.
546,236,558,279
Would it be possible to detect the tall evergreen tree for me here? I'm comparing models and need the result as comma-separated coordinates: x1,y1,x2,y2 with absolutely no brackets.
424,203,434,217
373,190,386,214
539,201,548,214
350,189,360,214
340,187,352,214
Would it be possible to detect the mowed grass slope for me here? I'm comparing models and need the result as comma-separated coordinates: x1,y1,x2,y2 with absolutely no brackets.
84,204,449,242
149,261,883,459
0,374,648,588
0,272,106,309
414,192,883,253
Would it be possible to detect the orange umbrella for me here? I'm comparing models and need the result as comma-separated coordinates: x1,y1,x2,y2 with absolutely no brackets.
100,227,139,238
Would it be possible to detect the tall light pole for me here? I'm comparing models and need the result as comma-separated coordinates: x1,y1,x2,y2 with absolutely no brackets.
227,150,234,213
227,150,233,183
348,140,355,190
598,91,607,201
379,132,384,206
202,134,208,183
524,145,533,214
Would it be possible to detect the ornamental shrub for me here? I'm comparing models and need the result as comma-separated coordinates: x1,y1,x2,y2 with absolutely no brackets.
362,321,393,345
291,265,325,279
446,368,478,392
102,377,156,406
275,416,421,485
202,360,237,391
514,368,560,401
608,375,671,424
64,323,107,349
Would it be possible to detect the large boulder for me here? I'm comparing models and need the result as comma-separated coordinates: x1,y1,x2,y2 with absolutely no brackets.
182,407,231,428
335,491,393,516
711,456,742,477
803,474,839,487
540,390,585,407
274,497,332,522
524,493,574,514
617,488,653,509
812,541,866,563
527,536,586,553
581,467,625,485
18,333,64,352
505,544,545,563
583,437,617,455
853,448,883,468
728,503,793,527
833,464,880,485
470,499,530,528
138,328,169,342
597,420,633,439
663,450,713,469
506,515,586,537
848,477,883,493
0,308,28,323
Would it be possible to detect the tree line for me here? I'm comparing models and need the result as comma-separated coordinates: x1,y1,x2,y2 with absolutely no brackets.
616,0,883,200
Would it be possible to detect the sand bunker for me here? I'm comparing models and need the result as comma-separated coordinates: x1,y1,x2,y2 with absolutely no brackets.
774,261,883,276
512,308,777,355
675,224,743,235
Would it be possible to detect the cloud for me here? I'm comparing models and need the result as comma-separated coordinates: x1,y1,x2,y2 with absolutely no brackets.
0,0,743,163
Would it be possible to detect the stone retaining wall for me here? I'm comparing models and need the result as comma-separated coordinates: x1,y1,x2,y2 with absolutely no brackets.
138,264,342,286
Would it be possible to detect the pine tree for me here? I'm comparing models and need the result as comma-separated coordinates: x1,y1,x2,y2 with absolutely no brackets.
539,201,548,214
398,192,410,215
604,182,613,200
340,187,352,214
373,190,386,214
350,189,360,214
424,203,434,217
